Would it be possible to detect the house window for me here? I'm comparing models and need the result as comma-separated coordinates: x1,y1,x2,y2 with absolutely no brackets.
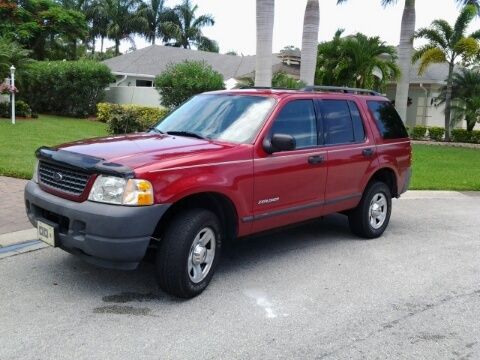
136,80,153,87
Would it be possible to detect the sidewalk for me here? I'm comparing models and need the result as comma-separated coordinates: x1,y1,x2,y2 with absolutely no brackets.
0,176,32,235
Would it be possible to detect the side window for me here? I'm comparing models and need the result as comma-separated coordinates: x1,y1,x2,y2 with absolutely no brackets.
348,101,366,142
367,101,409,139
269,100,317,149
321,100,355,145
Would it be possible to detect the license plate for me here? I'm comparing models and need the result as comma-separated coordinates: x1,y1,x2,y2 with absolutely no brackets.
37,220,56,247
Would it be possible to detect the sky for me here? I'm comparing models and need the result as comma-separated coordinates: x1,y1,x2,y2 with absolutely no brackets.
115,0,480,55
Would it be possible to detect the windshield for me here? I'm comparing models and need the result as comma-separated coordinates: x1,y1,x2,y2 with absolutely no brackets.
154,94,276,144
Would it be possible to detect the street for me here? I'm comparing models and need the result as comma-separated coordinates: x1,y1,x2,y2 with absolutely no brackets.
0,191,479,359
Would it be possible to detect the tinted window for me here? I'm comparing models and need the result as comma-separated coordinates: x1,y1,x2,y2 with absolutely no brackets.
348,101,366,142
270,100,317,149
367,101,408,139
321,100,354,145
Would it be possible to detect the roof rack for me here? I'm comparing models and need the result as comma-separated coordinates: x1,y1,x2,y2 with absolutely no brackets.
300,86,382,96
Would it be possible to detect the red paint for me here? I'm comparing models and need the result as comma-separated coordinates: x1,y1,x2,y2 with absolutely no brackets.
52,89,411,238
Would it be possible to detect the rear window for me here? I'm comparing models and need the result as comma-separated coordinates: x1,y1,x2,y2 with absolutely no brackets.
367,101,408,139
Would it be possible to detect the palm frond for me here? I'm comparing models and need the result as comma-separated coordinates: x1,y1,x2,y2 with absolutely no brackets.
453,4,477,40
416,47,446,75
414,28,448,48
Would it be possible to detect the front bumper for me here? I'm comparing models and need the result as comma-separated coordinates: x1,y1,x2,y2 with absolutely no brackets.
25,181,170,270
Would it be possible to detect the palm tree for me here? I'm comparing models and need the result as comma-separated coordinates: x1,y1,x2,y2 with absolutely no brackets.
300,0,320,86
255,0,274,87
92,0,147,55
337,0,480,124
161,0,216,50
315,31,400,91
337,0,415,123
139,0,168,45
437,68,480,131
413,5,480,140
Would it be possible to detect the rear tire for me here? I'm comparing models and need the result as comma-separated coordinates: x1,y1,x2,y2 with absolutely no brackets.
348,181,392,239
156,209,222,298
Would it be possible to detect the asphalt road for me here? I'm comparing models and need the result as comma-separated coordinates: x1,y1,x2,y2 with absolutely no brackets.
0,191,479,360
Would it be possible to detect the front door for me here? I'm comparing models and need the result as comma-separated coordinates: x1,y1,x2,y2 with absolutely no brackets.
251,99,328,233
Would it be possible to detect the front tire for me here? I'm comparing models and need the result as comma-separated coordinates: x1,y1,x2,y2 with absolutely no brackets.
156,209,222,298
348,181,392,239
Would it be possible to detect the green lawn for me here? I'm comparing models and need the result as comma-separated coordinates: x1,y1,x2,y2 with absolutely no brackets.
0,117,479,190
411,144,480,191
0,115,107,179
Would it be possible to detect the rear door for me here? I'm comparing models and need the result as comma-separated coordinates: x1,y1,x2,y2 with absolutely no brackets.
318,98,379,212
251,98,327,233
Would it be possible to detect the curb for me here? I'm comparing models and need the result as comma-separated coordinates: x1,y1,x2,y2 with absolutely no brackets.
0,228,48,259
0,228,37,248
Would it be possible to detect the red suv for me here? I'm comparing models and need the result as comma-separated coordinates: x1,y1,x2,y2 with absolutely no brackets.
25,87,411,298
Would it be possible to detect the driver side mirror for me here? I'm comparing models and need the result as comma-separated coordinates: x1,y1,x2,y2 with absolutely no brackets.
263,133,296,154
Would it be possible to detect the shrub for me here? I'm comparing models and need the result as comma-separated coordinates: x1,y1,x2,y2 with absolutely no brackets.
97,103,169,134
272,71,306,89
18,60,115,117
471,130,480,144
428,127,445,142
411,126,427,140
0,100,32,117
451,129,472,143
155,61,224,108
0,102,8,118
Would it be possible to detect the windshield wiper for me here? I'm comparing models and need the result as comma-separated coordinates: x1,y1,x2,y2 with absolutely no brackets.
149,128,164,134
166,131,206,140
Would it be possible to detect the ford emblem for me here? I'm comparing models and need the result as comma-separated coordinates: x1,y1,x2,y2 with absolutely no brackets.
53,172,63,182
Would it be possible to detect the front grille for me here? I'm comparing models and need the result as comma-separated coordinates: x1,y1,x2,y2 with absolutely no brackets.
38,161,91,196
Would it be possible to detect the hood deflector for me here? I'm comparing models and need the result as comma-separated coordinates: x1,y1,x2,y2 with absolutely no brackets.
35,147,135,178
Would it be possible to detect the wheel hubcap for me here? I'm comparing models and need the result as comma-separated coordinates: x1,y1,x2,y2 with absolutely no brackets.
369,193,387,230
188,227,216,283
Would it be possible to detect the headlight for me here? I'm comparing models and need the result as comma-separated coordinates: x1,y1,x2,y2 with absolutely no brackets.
88,175,154,206
32,160,39,183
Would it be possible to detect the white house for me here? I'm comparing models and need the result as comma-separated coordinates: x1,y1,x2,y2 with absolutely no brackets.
103,44,454,128
102,45,299,107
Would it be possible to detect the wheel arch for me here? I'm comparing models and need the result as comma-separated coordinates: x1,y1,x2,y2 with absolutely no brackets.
153,191,239,242
366,167,399,198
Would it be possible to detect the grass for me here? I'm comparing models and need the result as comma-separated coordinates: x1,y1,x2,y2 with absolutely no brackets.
0,117,479,190
411,144,480,191
0,115,107,179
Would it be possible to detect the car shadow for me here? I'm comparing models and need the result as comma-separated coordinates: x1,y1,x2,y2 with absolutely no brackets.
50,213,357,304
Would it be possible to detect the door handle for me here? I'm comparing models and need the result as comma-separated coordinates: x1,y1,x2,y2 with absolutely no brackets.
308,155,325,165
362,148,375,157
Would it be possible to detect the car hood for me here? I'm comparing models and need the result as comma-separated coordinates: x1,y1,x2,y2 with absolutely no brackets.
55,133,237,170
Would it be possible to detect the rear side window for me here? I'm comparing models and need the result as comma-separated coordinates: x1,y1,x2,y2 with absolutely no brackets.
367,101,408,139
348,101,366,142
321,100,366,145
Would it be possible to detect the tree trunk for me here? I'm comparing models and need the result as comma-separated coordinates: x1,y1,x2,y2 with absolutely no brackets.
255,0,275,87
395,0,416,124
444,61,455,142
101,36,104,53
300,0,319,86
92,37,96,54
115,39,120,55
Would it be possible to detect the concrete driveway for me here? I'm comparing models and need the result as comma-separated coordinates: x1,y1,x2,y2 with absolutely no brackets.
0,191,479,359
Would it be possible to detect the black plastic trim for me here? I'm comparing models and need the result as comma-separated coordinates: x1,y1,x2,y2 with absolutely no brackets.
36,147,135,178
242,193,362,222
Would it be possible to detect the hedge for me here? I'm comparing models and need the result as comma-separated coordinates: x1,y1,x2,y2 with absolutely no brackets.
427,127,445,141
450,129,480,144
411,126,427,140
155,60,224,108
97,103,169,135
18,60,115,117
0,100,33,118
